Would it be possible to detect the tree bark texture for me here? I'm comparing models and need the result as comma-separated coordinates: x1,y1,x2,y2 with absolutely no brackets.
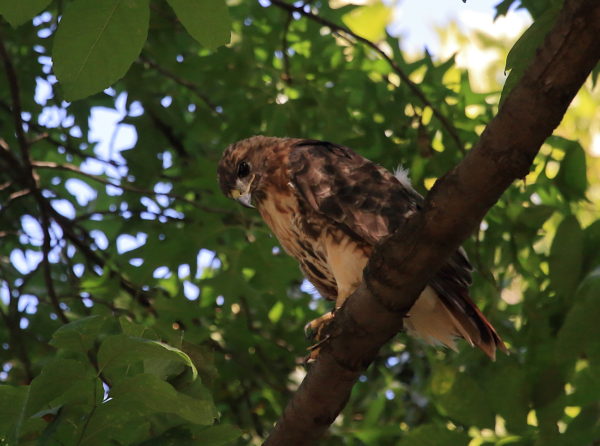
263,0,600,444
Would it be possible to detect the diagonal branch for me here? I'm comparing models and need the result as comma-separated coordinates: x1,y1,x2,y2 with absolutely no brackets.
263,0,600,444
269,0,465,153
0,32,30,164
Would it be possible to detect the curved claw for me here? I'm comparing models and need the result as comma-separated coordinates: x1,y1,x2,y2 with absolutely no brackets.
304,311,334,341
304,334,331,364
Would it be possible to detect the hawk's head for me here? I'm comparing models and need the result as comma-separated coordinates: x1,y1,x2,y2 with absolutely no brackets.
217,135,291,208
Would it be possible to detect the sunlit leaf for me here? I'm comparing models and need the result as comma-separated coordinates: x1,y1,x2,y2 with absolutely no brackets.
342,3,392,42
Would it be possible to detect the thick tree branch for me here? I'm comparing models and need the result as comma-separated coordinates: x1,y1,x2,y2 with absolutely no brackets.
264,0,600,444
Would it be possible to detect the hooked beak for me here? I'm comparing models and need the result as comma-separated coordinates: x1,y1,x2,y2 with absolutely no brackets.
230,189,255,208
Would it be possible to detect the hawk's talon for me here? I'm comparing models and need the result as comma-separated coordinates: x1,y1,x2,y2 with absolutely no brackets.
304,311,335,341
304,311,337,362
306,333,331,351
304,335,331,364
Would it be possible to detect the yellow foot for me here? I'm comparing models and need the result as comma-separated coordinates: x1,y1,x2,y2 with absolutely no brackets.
304,311,334,341
303,311,339,363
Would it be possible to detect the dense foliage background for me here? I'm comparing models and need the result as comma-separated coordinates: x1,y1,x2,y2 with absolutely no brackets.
0,0,599,444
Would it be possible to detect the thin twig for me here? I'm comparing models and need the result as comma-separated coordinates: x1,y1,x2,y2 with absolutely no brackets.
73,208,186,223
39,209,69,323
139,55,223,117
30,160,225,213
269,0,465,153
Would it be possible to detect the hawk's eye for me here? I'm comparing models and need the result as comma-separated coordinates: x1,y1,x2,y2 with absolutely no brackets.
237,161,250,178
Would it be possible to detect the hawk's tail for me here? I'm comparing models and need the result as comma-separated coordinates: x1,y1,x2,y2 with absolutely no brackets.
404,286,507,360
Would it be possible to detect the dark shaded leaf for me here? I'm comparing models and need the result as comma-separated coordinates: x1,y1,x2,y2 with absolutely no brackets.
52,0,150,100
549,215,583,297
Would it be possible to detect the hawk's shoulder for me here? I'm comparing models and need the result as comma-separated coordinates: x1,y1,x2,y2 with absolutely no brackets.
288,139,421,245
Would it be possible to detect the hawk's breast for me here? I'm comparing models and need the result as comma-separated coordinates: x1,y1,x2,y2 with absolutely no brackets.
258,187,340,300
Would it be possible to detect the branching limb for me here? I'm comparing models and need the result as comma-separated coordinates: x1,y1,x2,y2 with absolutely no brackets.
264,0,600,444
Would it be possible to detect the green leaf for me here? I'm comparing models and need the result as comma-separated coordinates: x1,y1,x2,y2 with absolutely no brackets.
192,424,241,445
485,363,529,432
0,359,100,443
108,373,215,424
267,300,284,323
500,5,560,103
342,3,392,42
556,269,600,364
50,315,107,352
549,215,583,297
119,315,158,339
397,424,470,446
583,220,600,272
52,0,150,100
430,365,495,427
97,334,197,381
0,0,51,27
26,358,96,418
363,393,386,427
0,385,28,443
166,0,231,50
494,0,516,19
556,143,588,200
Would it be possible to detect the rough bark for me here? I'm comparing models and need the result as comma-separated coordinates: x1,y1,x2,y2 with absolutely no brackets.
263,0,600,444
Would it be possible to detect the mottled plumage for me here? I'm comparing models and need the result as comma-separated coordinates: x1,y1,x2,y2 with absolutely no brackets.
218,136,506,359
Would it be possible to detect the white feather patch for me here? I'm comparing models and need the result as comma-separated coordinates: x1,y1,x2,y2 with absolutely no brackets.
393,165,412,189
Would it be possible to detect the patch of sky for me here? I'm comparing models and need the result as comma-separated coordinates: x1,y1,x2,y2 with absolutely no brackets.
89,230,109,250
73,263,85,277
21,215,43,246
65,178,97,206
184,281,200,300
153,266,171,279
389,0,530,56
10,250,43,275
51,199,76,219
116,233,147,254
18,295,39,314
0,283,9,305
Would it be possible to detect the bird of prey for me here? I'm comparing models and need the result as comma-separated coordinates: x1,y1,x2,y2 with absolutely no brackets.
218,136,506,360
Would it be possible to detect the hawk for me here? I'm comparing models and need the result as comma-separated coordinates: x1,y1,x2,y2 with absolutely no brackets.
218,136,506,359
